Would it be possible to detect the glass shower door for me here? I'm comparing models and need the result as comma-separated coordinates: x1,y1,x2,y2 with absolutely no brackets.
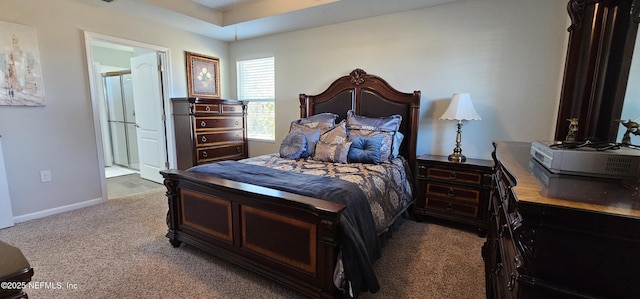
105,72,139,170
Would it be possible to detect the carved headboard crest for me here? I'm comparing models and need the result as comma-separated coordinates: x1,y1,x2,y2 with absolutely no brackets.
349,68,367,85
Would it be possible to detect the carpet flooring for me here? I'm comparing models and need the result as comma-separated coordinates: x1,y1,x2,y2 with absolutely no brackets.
0,188,486,298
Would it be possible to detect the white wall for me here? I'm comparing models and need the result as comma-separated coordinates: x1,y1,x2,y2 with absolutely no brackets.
0,0,570,221
0,0,228,219
231,0,568,159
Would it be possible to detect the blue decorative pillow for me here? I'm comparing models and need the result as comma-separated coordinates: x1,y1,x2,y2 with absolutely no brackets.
300,129,321,158
289,123,322,157
391,131,404,159
279,130,307,160
346,110,402,162
348,135,384,164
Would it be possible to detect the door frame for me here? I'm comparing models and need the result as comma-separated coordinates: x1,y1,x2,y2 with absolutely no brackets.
83,31,176,201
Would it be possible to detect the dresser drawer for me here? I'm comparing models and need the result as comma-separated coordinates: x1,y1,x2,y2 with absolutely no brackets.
426,182,481,204
425,197,478,218
197,144,245,163
427,167,483,185
221,104,243,114
195,130,244,146
193,103,220,114
497,233,519,298
194,116,244,131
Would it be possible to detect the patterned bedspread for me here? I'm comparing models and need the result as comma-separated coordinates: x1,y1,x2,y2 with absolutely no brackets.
240,154,414,232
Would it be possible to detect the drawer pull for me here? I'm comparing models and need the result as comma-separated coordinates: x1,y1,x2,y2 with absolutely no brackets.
498,224,507,238
446,202,454,211
507,274,516,290
202,151,208,158
228,106,235,111
449,172,457,180
235,134,240,140
236,147,241,153
418,165,427,178
205,105,211,111
200,120,206,127
201,136,207,142
235,120,239,126
494,262,503,276
447,188,455,197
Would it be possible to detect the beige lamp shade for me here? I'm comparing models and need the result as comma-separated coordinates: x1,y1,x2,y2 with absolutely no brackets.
439,93,481,121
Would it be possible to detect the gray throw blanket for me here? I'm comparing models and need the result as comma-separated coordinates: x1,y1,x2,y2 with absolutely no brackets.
188,161,381,296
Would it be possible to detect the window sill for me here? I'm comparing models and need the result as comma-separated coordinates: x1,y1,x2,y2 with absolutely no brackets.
248,138,275,144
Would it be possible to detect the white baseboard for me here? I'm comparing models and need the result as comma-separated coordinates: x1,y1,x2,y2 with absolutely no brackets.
13,197,106,223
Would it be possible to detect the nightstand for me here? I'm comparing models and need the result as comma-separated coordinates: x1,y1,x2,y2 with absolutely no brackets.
414,154,494,236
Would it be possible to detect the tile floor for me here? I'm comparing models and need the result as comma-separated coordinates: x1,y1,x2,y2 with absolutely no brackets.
106,172,162,199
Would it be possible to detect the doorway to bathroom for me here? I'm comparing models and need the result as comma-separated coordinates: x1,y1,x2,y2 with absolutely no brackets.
103,71,139,178
85,32,172,201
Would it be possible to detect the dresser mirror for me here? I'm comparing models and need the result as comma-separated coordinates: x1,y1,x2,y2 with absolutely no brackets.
617,30,640,143
555,0,640,143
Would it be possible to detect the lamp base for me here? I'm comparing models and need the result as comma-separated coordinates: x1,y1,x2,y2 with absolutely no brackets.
448,120,466,163
448,152,466,163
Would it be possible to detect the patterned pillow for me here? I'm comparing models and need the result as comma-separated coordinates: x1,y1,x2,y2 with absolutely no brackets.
279,130,307,160
348,135,384,164
313,121,350,163
346,110,401,132
314,140,352,163
290,113,338,133
319,120,347,144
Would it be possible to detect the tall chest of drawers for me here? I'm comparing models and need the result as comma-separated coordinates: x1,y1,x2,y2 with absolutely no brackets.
415,154,494,236
172,98,248,170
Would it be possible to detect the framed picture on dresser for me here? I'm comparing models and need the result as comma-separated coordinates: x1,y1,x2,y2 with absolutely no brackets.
185,51,220,99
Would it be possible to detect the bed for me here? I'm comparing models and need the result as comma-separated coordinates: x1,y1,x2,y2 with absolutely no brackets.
160,68,421,298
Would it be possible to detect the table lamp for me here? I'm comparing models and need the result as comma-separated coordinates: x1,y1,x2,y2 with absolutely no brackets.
439,93,481,162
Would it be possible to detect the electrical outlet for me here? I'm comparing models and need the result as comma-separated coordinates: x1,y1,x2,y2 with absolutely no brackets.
40,170,52,182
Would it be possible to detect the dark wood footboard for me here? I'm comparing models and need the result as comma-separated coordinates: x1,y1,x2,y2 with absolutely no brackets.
161,169,346,298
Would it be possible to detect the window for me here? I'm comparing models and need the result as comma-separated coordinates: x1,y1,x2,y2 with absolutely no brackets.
237,57,275,141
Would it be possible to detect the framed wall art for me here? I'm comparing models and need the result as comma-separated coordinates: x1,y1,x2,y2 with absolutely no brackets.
186,51,220,99
0,20,46,106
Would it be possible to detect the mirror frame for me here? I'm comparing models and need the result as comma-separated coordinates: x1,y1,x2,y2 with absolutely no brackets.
555,0,640,143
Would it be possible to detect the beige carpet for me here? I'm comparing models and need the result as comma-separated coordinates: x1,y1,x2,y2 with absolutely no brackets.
0,188,485,298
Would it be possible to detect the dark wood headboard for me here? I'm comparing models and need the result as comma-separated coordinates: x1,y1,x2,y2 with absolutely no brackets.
299,68,421,168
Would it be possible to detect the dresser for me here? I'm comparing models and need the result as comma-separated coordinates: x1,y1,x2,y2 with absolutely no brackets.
415,154,494,236
172,98,248,170
484,141,640,299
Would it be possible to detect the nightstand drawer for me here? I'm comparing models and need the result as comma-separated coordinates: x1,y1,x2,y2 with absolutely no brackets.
425,197,478,218
426,182,481,204
427,167,483,185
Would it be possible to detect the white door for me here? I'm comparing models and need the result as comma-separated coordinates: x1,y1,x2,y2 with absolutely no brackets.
0,137,15,229
130,52,167,183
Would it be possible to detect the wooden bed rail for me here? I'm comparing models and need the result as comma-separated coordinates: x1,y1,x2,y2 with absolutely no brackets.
161,169,346,298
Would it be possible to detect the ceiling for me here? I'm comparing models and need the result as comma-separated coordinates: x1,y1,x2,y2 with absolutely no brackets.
80,0,462,42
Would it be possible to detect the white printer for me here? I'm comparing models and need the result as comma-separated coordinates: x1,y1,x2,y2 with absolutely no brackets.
530,141,640,180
